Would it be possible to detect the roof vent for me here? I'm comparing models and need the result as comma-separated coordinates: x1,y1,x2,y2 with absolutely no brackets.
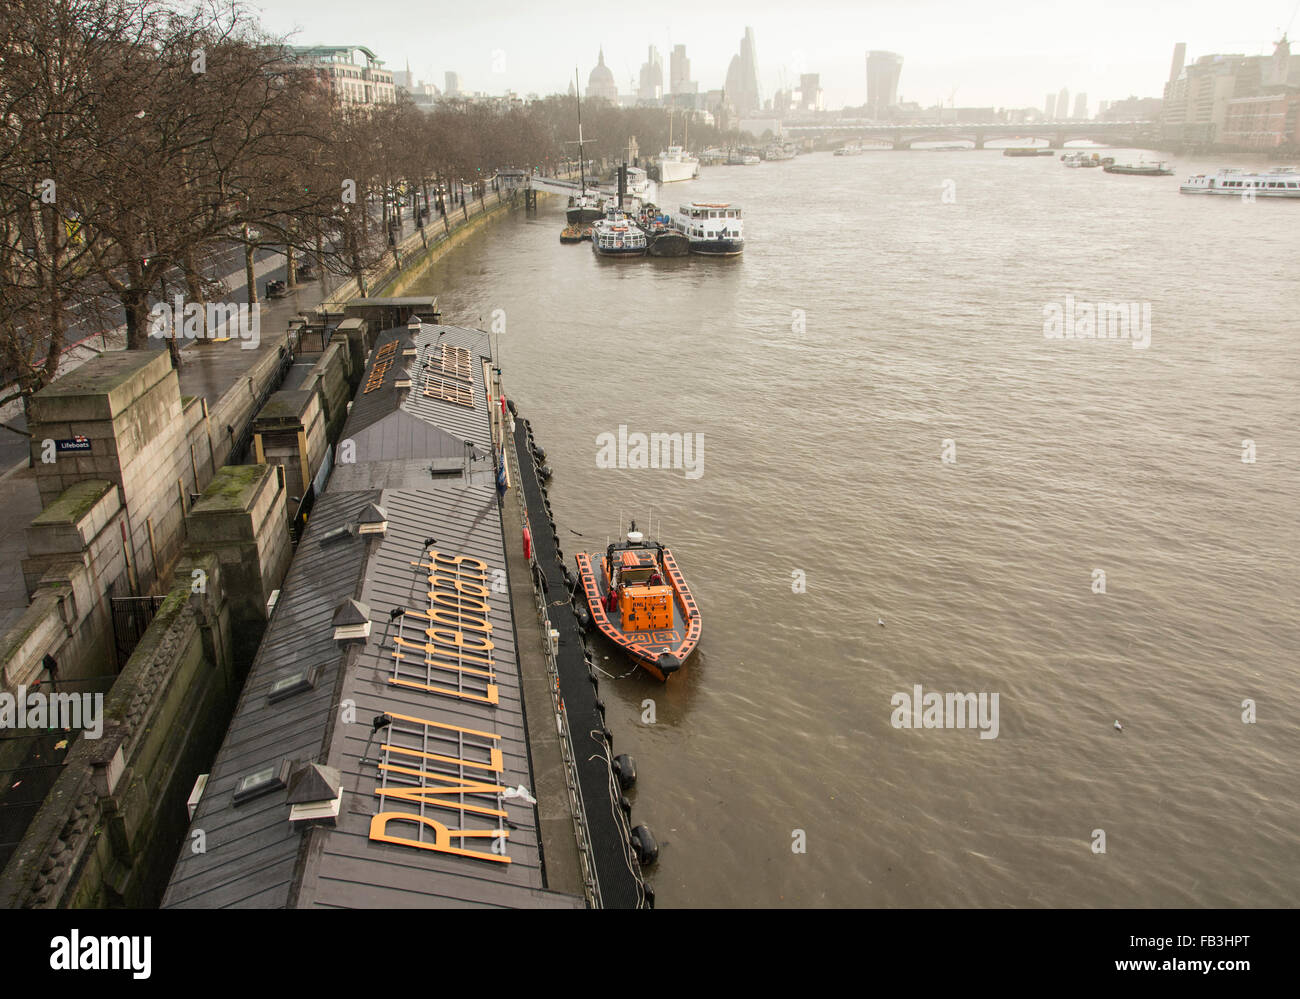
407,315,422,330
187,773,209,821
332,599,371,642
287,762,343,827
356,503,388,535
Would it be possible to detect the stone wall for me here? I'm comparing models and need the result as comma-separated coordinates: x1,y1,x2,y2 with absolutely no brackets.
183,464,289,670
204,334,292,470
0,557,232,908
0,481,129,694
0,461,292,908
28,352,194,594
300,341,354,444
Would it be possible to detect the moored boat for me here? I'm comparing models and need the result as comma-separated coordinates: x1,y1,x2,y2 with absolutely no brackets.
647,229,690,256
657,145,700,183
591,208,647,257
1179,167,1300,197
566,192,604,224
566,69,603,223
1104,160,1173,176
1062,151,1103,168
559,223,592,243
674,200,744,256
763,142,797,161
1004,147,1055,157
575,523,702,681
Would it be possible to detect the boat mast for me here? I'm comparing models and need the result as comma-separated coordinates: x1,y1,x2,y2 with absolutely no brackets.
576,67,587,197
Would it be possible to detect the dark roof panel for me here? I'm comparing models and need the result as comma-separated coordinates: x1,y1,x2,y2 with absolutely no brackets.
162,490,378,909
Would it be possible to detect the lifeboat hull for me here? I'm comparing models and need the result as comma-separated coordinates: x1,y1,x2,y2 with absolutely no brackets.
575,548,701,681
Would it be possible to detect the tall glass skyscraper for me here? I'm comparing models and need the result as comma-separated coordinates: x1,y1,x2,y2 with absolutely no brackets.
866,51,903,119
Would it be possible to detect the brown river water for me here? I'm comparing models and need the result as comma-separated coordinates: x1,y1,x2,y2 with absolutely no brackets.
408,148,1299,907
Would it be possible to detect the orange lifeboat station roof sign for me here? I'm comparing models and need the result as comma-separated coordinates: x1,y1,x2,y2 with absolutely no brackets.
363,338,400,393
369,547,512,864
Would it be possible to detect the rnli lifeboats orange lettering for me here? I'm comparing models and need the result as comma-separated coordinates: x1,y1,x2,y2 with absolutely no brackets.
393,548,499,699
363,339,400,393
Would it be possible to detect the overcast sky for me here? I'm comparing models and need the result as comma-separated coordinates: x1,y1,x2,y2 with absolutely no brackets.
249,0,1296,109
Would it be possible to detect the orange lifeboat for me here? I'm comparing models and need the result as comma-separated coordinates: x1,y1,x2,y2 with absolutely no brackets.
574,521,701,681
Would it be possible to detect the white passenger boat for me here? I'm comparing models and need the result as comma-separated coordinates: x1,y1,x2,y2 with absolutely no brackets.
591,208,647,257
674,201,744,256
1179,167,1300,197
657,146,700,183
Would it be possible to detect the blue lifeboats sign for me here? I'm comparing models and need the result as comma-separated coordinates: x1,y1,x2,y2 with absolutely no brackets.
55,436,92,453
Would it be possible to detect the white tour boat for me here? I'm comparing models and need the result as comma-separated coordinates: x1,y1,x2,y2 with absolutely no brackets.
674,201,744,256
1179,167,1300,197
591,207,647,258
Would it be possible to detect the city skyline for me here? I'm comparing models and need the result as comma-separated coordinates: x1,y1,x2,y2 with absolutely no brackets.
251,0,1296,110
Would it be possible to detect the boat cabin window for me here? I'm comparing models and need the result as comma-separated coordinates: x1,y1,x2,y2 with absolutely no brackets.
620,566,656,586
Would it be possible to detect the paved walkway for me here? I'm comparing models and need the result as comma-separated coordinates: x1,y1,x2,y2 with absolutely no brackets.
0,196,493,641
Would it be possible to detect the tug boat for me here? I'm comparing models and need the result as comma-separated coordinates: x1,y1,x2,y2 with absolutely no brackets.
575,523,702,681
641,207,690,256
647,228,690,257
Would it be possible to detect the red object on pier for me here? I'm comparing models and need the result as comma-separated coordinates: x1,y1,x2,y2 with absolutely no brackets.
500,394,507,415
522,526,532,560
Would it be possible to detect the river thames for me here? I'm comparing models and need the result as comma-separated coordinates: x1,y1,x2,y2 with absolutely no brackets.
409,148,1298,907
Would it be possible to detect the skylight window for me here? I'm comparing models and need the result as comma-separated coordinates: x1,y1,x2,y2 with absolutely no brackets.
232,760,292,804
267,664,321,704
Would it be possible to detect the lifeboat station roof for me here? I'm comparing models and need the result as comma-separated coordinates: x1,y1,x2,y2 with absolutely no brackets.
163,324,582,909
